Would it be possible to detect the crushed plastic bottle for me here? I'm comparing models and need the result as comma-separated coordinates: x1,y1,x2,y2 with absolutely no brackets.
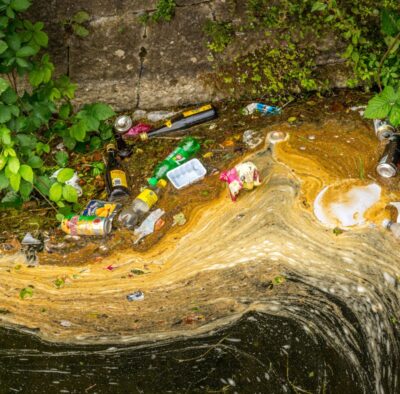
118,180,167,229
242,103,281,116
134,208,165,244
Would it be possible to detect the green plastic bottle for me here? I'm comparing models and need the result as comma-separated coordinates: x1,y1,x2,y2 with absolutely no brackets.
148,137,201,186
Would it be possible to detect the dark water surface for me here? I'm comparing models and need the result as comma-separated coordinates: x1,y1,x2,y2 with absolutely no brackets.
0,308,374,394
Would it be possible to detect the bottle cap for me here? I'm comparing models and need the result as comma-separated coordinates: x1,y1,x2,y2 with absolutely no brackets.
157,179,167,188
148,177,158,186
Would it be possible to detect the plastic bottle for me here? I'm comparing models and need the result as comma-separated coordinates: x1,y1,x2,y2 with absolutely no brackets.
118,179,167,229
105,144,130,201
383,219,400,239
243,103,281,116
148,136,201,185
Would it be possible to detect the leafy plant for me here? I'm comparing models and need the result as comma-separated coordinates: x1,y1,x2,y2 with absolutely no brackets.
49,168,78,204
204,21,234,53
364,9,400,126
61,10,90,39
0,1,115,210
140,0,176,24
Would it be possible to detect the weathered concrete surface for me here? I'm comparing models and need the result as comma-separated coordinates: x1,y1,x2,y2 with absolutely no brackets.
28,0,350,110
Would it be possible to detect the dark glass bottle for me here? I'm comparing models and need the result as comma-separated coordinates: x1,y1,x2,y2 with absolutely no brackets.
147,104,217,138
105,144,130,201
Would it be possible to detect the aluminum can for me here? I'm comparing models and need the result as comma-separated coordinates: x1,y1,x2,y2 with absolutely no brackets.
376,137,400,178
61,215,112,236
114,115,132,134
374,119,395,141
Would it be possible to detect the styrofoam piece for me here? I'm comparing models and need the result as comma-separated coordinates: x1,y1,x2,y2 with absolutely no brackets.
167,159,207,190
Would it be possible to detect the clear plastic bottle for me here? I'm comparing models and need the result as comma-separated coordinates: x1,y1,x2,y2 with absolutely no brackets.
118,179,167,229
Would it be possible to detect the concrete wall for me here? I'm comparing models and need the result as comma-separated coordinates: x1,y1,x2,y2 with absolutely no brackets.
29,0,348,110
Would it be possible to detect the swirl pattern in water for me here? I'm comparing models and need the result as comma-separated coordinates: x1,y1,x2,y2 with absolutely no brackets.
0,99,399,393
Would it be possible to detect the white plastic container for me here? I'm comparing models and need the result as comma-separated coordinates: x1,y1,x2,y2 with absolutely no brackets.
167,159,207,190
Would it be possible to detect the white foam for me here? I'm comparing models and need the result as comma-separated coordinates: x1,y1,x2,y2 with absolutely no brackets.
314,183,381,228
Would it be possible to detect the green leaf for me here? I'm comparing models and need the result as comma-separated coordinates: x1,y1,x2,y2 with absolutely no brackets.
73,10,90,24
0,155,7,171
89,136,101,151
19,164,33,183
0,172,9,189
16,57,30,68
33,30,48,47
69,121,87,142
59,103,71,120
16,134,36,148
19,286,33,299
91,103,115,120
0,104,11,122
55,151,68,167
27,155,43,168
19,179,32,200
16,45,37,57
2,87,18,104
34,175,51,195
11,0,31,11
364,93,393,119
0,78,9,95
6,33,21,51
7,156,19,174
56,167,74,183
72,23,89,38
62,184,78,203
381,9,400,37
381,85,398,104
63,136,76,150
0,40,7,54
9,172,20,191
389,104,400,127
311,1,327,12
49,182,62,202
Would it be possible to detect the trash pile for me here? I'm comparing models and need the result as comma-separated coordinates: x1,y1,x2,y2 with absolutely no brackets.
50,103,270,248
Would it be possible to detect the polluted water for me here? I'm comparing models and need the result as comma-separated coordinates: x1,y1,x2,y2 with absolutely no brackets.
1,98,400,393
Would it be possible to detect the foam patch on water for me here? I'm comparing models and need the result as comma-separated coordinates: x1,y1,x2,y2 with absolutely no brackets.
314,183,381,227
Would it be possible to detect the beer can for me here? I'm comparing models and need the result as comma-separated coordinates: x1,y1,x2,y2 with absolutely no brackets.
376,137,400,178
61,215,112,236
374,119,395,141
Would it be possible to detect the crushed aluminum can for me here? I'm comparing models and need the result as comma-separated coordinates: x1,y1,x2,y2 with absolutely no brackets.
61,215,112,236
123,123,152,139
374,119,396,141
243,103,281,116
21,233,43,266
220,162,261,201
126,291,145,301
82,200,121,220
376,137,400,178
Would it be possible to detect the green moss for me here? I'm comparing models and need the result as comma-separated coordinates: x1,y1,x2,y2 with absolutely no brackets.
204,0,400,101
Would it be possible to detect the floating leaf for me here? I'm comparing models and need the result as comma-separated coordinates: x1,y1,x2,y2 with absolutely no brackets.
19,286,33,299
